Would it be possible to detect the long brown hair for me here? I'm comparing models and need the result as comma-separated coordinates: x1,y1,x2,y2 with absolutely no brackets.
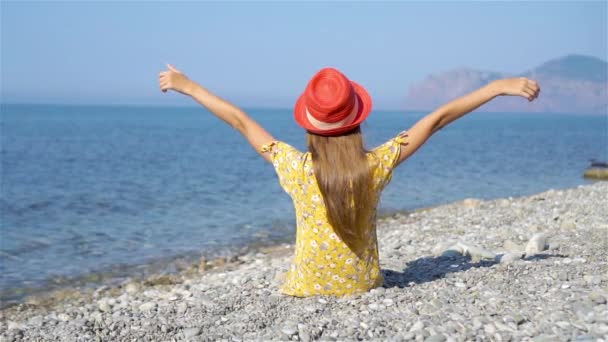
307,127,376,254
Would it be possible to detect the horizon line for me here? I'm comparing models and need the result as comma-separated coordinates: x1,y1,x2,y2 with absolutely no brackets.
1,102,605,116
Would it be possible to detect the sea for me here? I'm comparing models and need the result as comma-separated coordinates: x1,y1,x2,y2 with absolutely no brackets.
1,104,606,303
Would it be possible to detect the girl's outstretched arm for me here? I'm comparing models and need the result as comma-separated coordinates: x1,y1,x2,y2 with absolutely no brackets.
159,64,275,163
395,77,540,166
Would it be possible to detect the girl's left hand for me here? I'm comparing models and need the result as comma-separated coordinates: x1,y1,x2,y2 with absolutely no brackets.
493,77,540,102
159,64,193,95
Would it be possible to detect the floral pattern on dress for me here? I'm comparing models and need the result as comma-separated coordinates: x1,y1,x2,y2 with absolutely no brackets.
260,132,408,297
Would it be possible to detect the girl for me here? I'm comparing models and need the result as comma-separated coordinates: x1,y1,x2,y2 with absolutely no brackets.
158,65,540,297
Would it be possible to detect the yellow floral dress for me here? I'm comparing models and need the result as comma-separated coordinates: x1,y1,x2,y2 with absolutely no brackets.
260,132,408,297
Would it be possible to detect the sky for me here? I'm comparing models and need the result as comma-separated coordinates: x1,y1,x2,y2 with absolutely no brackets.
1,1,606,110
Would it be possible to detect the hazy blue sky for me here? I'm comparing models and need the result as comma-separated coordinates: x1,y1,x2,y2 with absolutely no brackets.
1,1,606,109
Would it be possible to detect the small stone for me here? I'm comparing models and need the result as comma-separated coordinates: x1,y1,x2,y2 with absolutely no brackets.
456,242,496,260
371,286,385,294
93,285,109,297
198,257,209,271
90,312,102,323
382,298,394,306
303,305,317,313
176,302,188,314
139,302,157,312
484,324,496,335
441,249,463,258
503,240,524,253
7,321,25,330
425,335,446,342
500,252,523,264
589,291,607,305
462,198,482,208
97,299,111,312
560,220,576,230
432,241,457,256
583,275,601,285
281,321,298,336
531,335,557,342
525,233,548,256
402,332,415,340
410,321,425,332
513,314,526,325
368,303,380,310
494,322,514,332
472,317,483,331
57,313,70,322
300,329,311,342
26,316,43,327
183,327,201,338
125,282,139,294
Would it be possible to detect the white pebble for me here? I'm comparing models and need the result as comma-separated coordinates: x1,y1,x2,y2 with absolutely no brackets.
139,302,157,312
525,233,548,256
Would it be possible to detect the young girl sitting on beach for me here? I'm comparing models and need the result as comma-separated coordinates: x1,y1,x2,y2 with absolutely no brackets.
158,65,540,297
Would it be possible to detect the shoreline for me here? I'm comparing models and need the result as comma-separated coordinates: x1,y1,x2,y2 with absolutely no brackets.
2,182,607,340
0,208,417,310
0,203,429,310
2,182,586,308
0,182,599,309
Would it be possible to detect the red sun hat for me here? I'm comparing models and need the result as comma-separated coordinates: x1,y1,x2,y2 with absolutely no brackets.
294,67,372,136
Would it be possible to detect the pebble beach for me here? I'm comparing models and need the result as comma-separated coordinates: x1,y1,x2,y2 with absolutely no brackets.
1,182,607,341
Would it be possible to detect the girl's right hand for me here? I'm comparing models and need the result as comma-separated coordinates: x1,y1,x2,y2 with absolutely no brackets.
494,77,541,101
159,64,193,96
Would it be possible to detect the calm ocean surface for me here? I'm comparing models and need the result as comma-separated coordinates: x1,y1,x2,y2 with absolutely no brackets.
1,104,606,297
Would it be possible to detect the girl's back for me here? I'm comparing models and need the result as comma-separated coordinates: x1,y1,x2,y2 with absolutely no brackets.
261,131,407,296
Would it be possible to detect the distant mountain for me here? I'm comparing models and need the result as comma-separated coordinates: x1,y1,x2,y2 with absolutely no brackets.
405,55,607,114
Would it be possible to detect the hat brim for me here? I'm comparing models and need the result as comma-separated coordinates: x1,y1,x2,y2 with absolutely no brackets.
294,81,372,136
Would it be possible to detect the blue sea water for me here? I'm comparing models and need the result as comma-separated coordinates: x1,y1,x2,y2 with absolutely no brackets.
1,104,606,298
